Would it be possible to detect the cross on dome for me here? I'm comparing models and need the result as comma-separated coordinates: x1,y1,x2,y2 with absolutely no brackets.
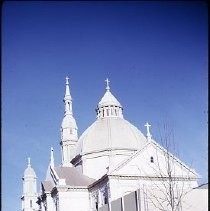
105,78,110,91
144,122,152,140
66,76,69,85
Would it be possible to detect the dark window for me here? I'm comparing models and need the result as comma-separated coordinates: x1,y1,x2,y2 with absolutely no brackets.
104,196,108,204
30,200,32,208
107,109,109,116
150,156,154,163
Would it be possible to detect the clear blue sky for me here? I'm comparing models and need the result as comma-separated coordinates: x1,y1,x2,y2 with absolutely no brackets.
2,2,208,211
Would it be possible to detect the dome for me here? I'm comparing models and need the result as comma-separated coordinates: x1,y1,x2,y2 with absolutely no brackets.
61,114,78,129
76,117,147,155
98,90,121,108
76,79,147,156
24,166,36,177
23,158,36,178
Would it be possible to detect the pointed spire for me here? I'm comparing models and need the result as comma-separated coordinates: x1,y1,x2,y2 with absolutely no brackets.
60,77,78,165
27,157,31,167
64,76,72,115
144,122,152,141
105,78,110,91
50,147,55,168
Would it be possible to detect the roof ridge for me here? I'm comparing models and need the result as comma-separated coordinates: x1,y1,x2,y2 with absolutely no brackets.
151,140,199,176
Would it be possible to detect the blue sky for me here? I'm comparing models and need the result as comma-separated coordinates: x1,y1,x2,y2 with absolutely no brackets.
2,2,208,211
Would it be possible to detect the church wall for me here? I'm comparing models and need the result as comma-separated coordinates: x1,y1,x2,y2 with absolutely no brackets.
58,189,89,211
109,177,139,201
109,176,197,203
82,155,109,179
181,187,208,211
99,184,208,211
82,152,132,179
46,193,56,211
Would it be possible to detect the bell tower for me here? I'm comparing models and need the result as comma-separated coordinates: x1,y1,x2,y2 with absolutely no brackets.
60,76,78,166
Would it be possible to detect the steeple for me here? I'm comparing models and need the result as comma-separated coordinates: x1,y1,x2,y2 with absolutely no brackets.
96,78,123,119
64,76,72,115
21,158,38,211
60,76,78,166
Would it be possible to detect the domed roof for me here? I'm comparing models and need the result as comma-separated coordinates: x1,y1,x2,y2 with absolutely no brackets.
61,114,78,129
76,79,148,156
76,117,147,155
24,166,36,177
98,90,121,107
24,158,36,178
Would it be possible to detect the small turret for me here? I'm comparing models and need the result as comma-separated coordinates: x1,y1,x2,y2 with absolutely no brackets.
21,158,38,211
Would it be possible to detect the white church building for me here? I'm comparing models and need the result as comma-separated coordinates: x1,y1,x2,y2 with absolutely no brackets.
21,77,207,211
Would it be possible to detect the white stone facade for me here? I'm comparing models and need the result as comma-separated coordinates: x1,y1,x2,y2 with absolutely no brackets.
22,78,207,211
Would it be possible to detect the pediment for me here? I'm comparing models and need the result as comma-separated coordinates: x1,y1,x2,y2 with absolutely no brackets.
110,141,198,179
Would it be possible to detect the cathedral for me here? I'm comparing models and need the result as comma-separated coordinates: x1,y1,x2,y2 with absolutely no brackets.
21,77,204,211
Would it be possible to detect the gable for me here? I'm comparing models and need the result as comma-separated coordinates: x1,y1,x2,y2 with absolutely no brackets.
110,141,198,179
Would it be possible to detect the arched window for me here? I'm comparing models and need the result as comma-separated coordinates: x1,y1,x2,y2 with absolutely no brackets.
30,200,32,208
150,156,154,163
104,195,108,204
95,202,98,210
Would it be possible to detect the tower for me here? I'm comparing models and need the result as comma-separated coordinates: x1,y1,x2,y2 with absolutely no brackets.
60,76,78,166
21,158,38,211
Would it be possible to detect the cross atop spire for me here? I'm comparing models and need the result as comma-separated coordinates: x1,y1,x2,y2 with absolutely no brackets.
105,78,110,91
66,76,69,85
27,157,31,167
144,122,152,141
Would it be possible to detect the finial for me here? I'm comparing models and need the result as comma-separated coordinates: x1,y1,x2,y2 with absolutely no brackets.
66,76,69,85
144,122,152,141
27,157,31,167
50,147,55,168
105,78,110,91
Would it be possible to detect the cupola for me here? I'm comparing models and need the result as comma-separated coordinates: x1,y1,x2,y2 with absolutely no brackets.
96,78,123,119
